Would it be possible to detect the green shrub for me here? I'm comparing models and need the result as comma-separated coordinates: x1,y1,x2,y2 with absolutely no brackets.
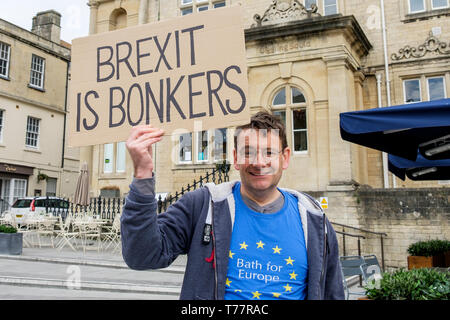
0,224,17,234
407,239,450,257
365,268,450,300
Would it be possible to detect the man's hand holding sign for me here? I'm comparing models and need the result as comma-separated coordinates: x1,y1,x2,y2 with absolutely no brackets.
68,5,249,147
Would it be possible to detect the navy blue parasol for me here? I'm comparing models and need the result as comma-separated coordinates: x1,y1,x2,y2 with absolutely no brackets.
388,153,450,181
340,99,450,161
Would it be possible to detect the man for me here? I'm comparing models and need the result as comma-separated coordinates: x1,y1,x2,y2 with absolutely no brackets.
121,112,344,300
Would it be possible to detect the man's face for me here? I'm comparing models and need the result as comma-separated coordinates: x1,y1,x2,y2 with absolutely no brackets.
233,129,291,193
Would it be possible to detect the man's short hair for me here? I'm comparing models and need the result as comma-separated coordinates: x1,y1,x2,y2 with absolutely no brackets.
234,111,288,151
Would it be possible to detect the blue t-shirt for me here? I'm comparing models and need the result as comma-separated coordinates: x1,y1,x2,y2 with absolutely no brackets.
224,182,308,300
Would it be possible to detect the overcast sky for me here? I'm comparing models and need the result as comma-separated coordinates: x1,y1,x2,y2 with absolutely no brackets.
0,0,90,43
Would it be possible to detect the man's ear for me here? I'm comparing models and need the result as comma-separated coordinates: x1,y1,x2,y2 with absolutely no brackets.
281,147,291,170
233,148,240,170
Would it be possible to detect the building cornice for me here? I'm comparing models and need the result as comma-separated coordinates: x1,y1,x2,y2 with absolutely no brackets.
245,14,372,58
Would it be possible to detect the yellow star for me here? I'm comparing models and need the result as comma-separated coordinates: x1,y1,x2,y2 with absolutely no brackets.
283,283,293,292
239,241,248,250
229,250,235,259
289,271,298,280
285,256,295,266
225,278,232,287
256,240,265,249
234,289,242,293
252,291,262,299
272,245,282,254
272,292,281,298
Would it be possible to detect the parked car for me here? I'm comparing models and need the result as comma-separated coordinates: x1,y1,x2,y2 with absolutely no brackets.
10,197,70,225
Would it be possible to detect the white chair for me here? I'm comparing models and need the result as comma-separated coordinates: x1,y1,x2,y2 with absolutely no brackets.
54,215,78,251
101,214,121,252
36,217,57,248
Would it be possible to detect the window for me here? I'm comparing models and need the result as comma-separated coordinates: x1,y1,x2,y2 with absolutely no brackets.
432,0,449,9
46,178,57,196
197,130,209,161
0,42,11,79
0,110,4,143
214,1,226,8
403,79,422,103
292,110,308,152
273,110,286,128
103,143,114,173
180,133,192,163
271,86,308,153
181,7,193,15
12,179,27,205
103,142,126,173
304,0,317,9
323,0,338,15
180,0,226,15
214,128,227,162
116,142,126,172
29,54,45,89
409,0,426,13
25,116,40,148
427,77,446,100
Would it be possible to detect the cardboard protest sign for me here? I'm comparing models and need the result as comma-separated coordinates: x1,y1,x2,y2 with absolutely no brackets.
67,5,249,147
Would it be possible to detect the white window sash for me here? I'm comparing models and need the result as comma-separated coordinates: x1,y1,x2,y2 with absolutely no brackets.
403,79,422,103
431,0,449,9
0,42,11,78
426,76,447,101
408,0,426,13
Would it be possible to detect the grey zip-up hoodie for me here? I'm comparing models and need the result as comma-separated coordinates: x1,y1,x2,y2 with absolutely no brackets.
120,180,344,300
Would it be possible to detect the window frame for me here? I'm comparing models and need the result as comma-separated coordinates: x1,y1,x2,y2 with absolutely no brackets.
426,76,447,101
323,0,339,16
0,109,4,143
103,143,115,173
271,85,308,155
25,116,40,149
0,41,11,80
196,130,209,162
403,78,422,103
179,132,193,164
180,0,226,15
213,128,228,163
115,141,127,173
431,0,449,9
408,0,426,13
29,54,45,90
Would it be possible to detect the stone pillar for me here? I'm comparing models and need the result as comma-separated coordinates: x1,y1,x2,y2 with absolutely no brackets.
88,1,99,35
324,55,355,189
138,0,149,25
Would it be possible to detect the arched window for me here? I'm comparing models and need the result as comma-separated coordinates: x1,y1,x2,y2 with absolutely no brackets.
271,86,308,153
109,8,127,31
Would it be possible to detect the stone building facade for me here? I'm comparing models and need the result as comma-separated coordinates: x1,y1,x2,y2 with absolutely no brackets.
80,0,450,267
0,11,79,211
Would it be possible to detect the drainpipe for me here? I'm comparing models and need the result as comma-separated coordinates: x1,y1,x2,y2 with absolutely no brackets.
380,0,396,188
377,73,389,188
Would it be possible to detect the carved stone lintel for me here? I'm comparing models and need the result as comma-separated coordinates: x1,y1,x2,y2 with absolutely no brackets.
252,0,320,28
391,31,450,61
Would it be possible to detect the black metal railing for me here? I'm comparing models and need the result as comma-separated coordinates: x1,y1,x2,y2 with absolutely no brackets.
331,222,388,272
157,165,230,214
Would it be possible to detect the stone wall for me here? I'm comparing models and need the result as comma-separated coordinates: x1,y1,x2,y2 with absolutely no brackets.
308,187,450,269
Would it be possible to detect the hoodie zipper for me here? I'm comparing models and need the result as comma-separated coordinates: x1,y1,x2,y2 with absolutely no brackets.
211,201,218,300
318,214,328,298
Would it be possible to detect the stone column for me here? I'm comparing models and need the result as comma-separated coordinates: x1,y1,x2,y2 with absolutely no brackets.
324,55,355,189
138,0,149,25
88,1,99,35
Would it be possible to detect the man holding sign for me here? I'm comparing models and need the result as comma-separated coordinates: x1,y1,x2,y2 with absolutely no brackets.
121,112,344,300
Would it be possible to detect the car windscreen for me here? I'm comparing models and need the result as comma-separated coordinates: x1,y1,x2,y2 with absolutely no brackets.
12,199,32,208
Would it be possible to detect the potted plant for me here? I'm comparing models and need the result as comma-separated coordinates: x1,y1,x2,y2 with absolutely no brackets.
0,224,23,255
364,268,449,300
407,239,450,269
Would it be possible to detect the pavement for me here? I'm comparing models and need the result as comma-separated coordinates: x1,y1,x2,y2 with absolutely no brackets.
0,236,365,300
